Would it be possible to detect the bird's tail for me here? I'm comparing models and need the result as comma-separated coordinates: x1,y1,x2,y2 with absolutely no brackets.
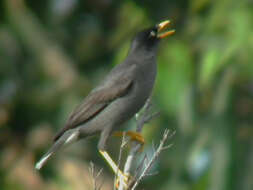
35,129,80,170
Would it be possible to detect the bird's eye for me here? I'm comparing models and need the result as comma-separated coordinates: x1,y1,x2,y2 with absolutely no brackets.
150,30,156,37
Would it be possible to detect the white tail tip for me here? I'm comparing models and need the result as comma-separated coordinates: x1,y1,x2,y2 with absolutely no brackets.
35,153,52,170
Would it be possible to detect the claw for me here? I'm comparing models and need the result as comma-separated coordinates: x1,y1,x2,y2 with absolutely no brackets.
113,131,145,152
126,131,145,144
113,131,145,144
115,173,131,189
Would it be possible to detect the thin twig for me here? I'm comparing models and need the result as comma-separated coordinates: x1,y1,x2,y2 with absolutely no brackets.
130,129,174,190
89,162,104,190
135,154,147,177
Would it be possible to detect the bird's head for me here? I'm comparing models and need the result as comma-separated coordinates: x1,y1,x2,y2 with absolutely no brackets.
129,20,175,55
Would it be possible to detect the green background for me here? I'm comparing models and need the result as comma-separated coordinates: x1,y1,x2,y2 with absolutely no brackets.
0,0,253,189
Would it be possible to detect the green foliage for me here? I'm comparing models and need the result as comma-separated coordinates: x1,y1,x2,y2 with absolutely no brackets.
0,0,252,190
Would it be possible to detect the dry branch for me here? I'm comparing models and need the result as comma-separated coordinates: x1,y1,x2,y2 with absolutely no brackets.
89,162,104,190
117,99,175,190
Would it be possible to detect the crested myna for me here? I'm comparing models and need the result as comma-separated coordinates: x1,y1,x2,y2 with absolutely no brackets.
35,20,175,187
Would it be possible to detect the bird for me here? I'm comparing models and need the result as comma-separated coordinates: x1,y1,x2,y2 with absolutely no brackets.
35,20,175,186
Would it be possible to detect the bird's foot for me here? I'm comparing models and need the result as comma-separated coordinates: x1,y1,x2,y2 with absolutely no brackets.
115,172,132,189
113,131,145,144
113,131,145,152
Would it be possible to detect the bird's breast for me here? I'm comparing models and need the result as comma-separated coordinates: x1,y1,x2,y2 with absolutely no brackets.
132,61,157,105
111,61,157,124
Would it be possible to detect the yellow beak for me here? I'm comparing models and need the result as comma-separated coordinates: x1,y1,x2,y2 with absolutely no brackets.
157,20,175,39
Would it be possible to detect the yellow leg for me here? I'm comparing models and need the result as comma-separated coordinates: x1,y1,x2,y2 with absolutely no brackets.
101,131,144,188
113,131,145,144
99,150,129,188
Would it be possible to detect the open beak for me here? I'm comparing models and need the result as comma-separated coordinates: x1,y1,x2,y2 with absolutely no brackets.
157,20,175,39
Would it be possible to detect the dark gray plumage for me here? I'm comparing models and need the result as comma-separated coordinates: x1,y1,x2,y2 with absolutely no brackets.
35,20,175,170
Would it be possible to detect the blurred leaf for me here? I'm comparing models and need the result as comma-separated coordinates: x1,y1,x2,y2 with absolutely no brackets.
156,40,193,115
199,47,221,89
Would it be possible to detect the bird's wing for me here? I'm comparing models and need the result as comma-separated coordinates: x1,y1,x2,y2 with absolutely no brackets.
53,64,135,141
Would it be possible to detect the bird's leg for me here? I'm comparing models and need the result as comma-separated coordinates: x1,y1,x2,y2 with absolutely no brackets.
99,150,129,188
98,129,129,188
